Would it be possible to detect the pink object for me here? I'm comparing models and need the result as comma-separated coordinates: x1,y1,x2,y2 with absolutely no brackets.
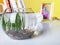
42,4,49,19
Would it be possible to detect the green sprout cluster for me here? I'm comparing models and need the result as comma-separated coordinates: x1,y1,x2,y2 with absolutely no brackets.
2,13,25,32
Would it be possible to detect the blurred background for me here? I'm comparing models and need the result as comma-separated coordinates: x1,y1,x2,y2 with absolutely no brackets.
0,0,60,19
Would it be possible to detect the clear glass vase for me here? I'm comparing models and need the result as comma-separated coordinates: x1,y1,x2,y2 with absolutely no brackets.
2,8,43,40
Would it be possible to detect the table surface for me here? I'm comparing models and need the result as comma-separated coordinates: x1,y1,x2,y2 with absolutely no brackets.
0,20,60,45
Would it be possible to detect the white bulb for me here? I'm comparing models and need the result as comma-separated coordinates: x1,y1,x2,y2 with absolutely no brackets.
10,13,16,23
34,31,39,35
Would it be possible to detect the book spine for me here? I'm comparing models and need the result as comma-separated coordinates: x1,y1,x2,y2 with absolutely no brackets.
5,0,12,12
0,4,4,14
16,0,26,12
9,0,18,12
16,0,22,12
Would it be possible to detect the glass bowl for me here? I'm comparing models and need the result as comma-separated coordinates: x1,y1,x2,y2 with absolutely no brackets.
2,8,43,40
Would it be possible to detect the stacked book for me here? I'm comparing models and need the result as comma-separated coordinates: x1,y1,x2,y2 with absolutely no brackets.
0,0,25,14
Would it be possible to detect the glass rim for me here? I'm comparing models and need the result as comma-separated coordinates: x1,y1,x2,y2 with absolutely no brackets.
3,8,35,14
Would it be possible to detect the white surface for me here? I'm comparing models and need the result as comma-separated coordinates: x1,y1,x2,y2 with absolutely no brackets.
0,20,60,45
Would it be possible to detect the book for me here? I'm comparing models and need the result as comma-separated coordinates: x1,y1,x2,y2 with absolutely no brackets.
9,0,18,12
16,0,26,12
0,3,4,14
4,0,12,13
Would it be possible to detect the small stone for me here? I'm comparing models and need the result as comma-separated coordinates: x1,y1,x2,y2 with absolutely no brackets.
6,29,34,40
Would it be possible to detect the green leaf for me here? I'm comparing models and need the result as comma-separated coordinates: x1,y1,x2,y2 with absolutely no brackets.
11,23,15,30
22,15,25,30
6,19,11,30
15,13,22,31
2,15,6,30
